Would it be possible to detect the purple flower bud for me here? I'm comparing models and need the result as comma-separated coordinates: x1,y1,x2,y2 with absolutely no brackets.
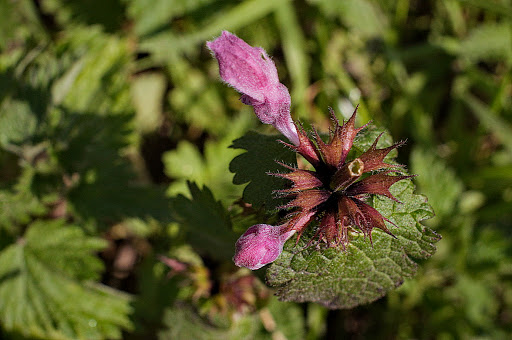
233,224,295,270
207,31,299,145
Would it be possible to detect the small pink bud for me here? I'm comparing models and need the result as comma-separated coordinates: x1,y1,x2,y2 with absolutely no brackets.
233,224,295,270
207,31,299,145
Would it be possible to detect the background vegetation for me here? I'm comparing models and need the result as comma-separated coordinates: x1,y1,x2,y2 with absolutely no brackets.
0,0,511,339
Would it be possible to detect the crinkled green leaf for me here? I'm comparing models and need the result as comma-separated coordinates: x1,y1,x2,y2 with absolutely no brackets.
264,128,439,309
0,169,47,233
267,179,438,309
229,131,297,211
351,124,396,156
0,30,119,145
0,46,59,146
1,36,170,230
0,188,45,233
171,182,238,262
0,219,132,339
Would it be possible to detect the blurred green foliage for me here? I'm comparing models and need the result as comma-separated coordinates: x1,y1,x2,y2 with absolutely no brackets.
0,0,511,339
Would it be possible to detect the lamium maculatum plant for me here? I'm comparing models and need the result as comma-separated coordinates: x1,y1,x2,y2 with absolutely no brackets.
208,31,439,308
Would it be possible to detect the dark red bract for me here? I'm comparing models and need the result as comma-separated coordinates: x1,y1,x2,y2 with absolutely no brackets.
275,107,412,248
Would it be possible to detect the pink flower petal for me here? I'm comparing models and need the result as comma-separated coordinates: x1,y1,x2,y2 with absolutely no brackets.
207,31,299,145
233,224,295,270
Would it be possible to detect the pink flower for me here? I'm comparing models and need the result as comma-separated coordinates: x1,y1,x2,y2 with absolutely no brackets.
233,224,295,270
207,31,299,145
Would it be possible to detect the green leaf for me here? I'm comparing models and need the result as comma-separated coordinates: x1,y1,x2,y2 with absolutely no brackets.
53,112,171,228
463,93,512,155
267,178,439,309
264,297,306,340
229,131,297,211
457,0,512,20
171,182,238,262
127,0,217,38
164,113,251,201
56,29,132,115
158,302,240,340
351,124,396,156
0,186,45,232
0,219,132,339
309,0,388,37
410,147,464,224
0,99,38,145
458,23,512,62
0,168,47,234
131,72,166,134
164,141,204,193
158,296,305,340
0,46,57,146
169,59,231,134
131,257,179,337
0,0,46,49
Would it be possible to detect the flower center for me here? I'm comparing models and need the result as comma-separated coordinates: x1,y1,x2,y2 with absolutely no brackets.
330,158,365,192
